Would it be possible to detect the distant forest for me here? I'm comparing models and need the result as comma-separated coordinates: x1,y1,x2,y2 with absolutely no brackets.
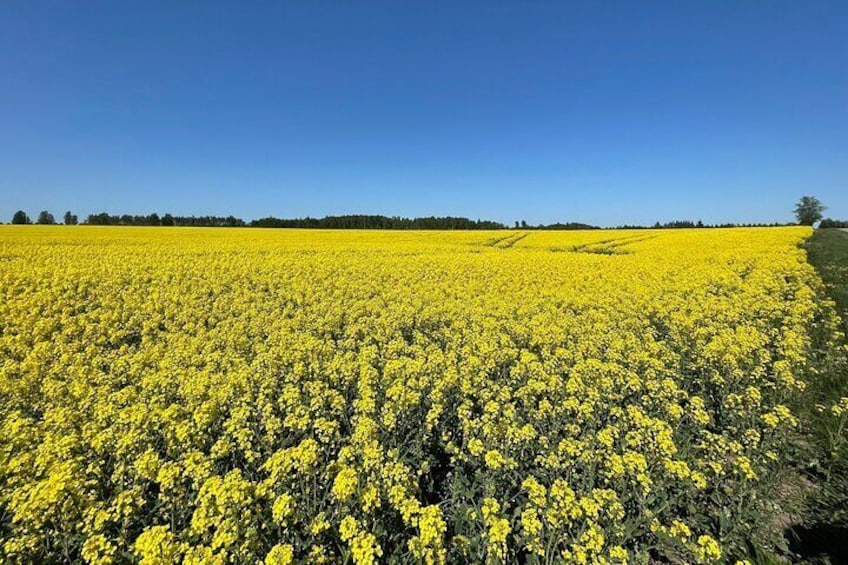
250,215,505,230
819,218,848,228
9,210,808,230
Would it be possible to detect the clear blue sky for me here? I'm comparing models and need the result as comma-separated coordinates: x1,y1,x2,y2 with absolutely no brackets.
1,1,846,226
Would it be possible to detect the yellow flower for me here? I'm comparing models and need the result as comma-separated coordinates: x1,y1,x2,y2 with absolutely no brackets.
134,526,183,564
0,225,818,563
265,544,294,565
694,534,722,562
482,498,511,560
468,438,485,457
272,493,296,524
81,534,116,565
331,467,359,502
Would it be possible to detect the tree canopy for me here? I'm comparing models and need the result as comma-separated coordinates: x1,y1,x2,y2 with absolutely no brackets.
795,196,827,226
11,211,31,224
36,211,57,225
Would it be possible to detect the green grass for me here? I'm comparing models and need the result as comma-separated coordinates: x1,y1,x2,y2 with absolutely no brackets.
806,229,848,332
783,229,848,563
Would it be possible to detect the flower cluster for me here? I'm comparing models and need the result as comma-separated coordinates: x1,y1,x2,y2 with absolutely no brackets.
0,226,821,563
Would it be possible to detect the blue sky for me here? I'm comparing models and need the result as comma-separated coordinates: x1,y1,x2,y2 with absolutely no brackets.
1,1,846,226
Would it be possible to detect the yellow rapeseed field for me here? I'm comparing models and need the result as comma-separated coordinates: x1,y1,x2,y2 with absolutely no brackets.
0,226,822,563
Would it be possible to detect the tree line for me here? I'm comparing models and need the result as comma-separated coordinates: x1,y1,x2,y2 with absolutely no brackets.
613,220,796,229
819,218,848,229
11,210,77,225
85,213,246,227
10,210,506,229
7,197,842,229
5,211,807,230
251,215,506,230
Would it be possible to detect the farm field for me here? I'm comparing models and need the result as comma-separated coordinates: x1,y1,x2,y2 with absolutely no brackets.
0,226,833,564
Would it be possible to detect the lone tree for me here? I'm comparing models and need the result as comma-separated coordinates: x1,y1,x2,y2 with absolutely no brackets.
794,196,827,226
63,211,78,225
11,210,31,224
36,210,57,225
